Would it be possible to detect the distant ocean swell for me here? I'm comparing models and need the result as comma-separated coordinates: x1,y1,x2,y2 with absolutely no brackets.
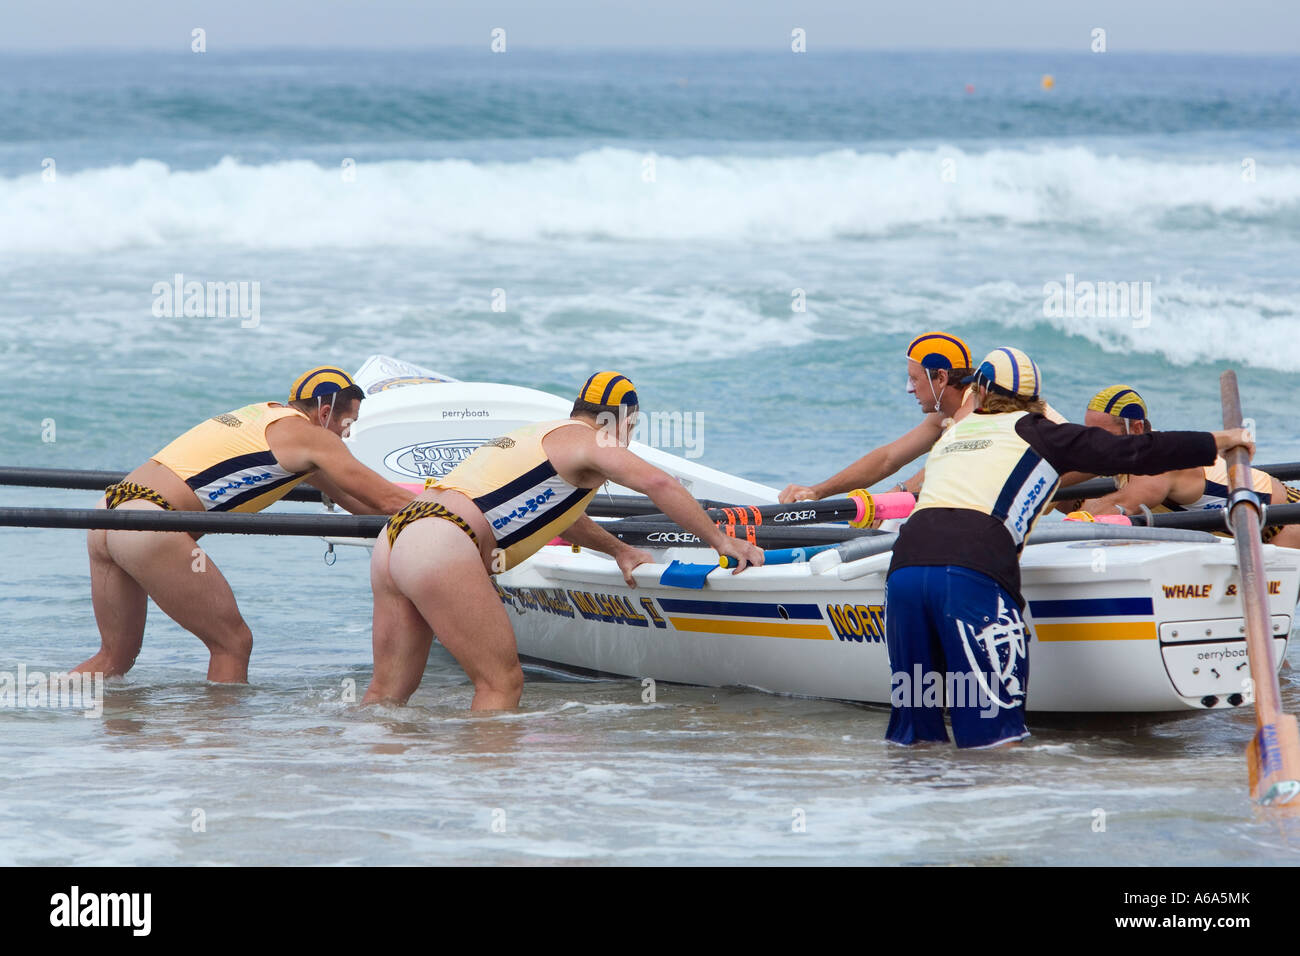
3,146,1297,252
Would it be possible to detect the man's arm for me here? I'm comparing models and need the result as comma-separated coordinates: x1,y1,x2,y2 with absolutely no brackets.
305,471,381,515
1016,415,1246,478
549,428,763,572
562,515,654,587
778,415,943,503
267,419,413,514
1080,472,1176,516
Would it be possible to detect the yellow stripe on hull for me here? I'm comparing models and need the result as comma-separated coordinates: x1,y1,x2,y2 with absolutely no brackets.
667,617,834,641
1034,621,1158,642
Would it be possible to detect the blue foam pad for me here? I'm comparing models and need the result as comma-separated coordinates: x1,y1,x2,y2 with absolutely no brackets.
658,560,718,590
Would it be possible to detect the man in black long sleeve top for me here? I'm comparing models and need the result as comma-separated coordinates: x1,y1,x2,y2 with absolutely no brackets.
885,347,1254,749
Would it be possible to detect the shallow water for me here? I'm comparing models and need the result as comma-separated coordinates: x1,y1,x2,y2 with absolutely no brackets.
3,492,1299,865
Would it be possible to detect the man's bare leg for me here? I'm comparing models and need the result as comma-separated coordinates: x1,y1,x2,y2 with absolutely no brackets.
96,501,254,682
362,533,434,705
78,507,148,677
366,519,522,710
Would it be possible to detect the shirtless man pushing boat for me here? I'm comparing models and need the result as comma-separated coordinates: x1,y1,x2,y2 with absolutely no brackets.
76,367,413,683
363,371,765,710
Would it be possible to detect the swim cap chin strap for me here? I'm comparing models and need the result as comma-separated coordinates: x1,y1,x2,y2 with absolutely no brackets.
907,371,945,412
925,370,946,413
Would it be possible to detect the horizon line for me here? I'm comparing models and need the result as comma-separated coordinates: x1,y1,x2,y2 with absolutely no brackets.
1,43,1298,57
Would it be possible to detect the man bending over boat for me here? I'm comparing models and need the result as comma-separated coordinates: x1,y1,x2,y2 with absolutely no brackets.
779,332,1067,504
76,367,413,683
885,350,1251,748
362,372,765,710
1068,385,1300,549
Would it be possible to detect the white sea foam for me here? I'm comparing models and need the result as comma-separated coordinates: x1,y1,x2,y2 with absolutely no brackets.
4,147,1297,253
987,278,1300,372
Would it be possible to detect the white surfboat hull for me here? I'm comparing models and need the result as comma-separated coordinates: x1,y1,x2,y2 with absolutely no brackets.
498,539,1296,712
332,357,1300,713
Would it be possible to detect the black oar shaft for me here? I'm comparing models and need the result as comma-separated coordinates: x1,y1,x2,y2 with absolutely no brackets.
599,521,874,550
587,497,739,518
0,507,386,538
1058,462,1300,501
1122,503,1300,532
0,507,875,549
0,467,326,503
628,498,861,527
0,467,718,520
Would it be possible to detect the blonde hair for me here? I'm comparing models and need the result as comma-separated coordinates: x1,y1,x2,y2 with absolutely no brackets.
980,392,1047,415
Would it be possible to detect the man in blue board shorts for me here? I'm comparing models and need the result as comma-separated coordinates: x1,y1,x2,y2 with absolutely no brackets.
883,348,1253,748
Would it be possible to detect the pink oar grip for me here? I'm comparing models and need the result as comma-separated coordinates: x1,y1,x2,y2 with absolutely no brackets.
1064,511,1132,525
1094,514,1132,525
872,491,916,520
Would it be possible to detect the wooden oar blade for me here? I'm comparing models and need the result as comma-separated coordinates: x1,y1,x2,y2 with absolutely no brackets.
1248,713,1300,809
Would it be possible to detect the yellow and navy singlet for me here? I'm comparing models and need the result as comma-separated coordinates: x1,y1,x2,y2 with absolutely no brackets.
1117,457,1273,514
890,411,1216,606
1113,457,1274,538
429,419,598,572
915,411,1060,548
152,402,313,512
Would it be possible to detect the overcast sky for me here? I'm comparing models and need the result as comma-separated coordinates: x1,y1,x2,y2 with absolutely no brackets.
2,0,1297,53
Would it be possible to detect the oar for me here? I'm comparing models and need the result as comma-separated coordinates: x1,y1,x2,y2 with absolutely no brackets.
1058,461,1300,502
718,544,836,568
0,467,681,520
1221,370,1300,810
598,520,875,550
1067,502,1300,534
0,466,724,520
0,507,386,538
0,467,326,502
624,490,915,529
391,482,738,518
0,507,875,547
660,544,841,589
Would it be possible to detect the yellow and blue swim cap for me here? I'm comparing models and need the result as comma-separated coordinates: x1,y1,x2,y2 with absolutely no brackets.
1088,384,1148,421
578,371,638,408
906,331,972,371
289,366,361,403
965,347,1041,400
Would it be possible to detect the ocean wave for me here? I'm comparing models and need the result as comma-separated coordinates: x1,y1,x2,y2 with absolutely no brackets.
3,146,1298,252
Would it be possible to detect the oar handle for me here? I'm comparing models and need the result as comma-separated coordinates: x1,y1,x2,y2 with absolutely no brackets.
629,490,915,529
719,544,836,568
1220,370,1254,496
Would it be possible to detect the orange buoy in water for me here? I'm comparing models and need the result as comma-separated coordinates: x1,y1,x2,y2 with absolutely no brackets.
1041,74,1055,90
